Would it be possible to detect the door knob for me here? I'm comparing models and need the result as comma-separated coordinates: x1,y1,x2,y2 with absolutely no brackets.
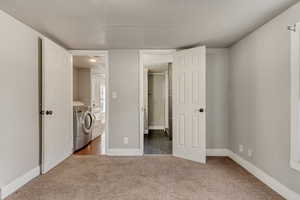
198,108,204,113
46,110,53,115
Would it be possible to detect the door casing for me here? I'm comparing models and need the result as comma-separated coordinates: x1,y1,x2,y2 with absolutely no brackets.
139,49,175,155
70,50,109,155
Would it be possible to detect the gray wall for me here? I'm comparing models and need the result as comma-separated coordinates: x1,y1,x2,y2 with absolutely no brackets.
108,49,229,150
207,49,229,149
73,68,79,100
108,50,140,149
229,2,300,194
0,11,39,188
78,68,91,106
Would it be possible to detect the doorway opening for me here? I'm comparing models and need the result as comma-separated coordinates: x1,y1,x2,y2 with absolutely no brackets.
139,50,175,155
144,63,172,154
71,51,108,156
140,47,206,162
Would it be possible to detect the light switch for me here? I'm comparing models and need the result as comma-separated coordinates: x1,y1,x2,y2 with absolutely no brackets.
112,91,117,99
124,137,129,144
239,144,244,153
248,149,253,157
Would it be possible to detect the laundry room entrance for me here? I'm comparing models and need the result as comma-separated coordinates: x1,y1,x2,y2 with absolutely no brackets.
71,51,108,156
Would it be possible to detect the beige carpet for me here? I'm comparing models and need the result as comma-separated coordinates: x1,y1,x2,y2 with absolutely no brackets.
6,156,284,200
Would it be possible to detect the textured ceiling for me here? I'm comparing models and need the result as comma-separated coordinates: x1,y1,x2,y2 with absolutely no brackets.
0,0,299,49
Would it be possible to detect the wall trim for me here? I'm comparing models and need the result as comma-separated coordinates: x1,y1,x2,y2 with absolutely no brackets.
290,25,300,172
290,160,300,172
42,151,71,174
206,148,230,156
228,151,300,200
206,149,300,199
148,125,165,130
107,148,143,156
70,50,109,155
1,166,40,199
2,150,299,200
139,50,176,159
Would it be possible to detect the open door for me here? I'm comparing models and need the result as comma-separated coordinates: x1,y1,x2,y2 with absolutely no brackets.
41,38,73,173
91,73,106,139
172,46,206,163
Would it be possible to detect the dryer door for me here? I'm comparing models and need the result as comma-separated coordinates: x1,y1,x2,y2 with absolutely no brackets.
82,111,94,134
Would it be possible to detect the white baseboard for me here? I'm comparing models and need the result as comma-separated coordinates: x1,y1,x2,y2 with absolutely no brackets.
228,151,300,200
42,152,71,174
206,148,230,156
107,148,229,157
107,148,142,156
1,150,299,200
148,125,165,130
1,166,40,199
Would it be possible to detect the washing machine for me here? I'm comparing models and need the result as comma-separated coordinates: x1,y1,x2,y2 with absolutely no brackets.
73,105,94,152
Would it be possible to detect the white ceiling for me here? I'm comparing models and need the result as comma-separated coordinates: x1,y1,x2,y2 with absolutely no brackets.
0,0,298,49
73,56,105,69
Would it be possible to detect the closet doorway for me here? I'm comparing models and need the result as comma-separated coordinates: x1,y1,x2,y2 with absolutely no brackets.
139,47,207,163
140,50,174,155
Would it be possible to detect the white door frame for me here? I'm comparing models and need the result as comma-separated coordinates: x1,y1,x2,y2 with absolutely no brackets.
290,23,300,171
139,49,176,155
70,50,109,155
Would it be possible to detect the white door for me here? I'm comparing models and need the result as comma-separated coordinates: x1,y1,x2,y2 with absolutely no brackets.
91,73,105,139
173,46,206,163
41,38,73,173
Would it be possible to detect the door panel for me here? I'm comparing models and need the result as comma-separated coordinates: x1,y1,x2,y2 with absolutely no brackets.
173,46,206,163
91,73,105,139
41,38,72,173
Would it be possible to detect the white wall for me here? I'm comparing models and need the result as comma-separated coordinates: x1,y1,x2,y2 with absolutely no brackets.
206,48,229,149
0,10,39,190
108,50,140,149
229,2,300,194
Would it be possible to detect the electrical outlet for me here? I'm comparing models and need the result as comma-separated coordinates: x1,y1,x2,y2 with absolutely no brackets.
239,144,244,153
248,149,253,157
124,137,129,144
